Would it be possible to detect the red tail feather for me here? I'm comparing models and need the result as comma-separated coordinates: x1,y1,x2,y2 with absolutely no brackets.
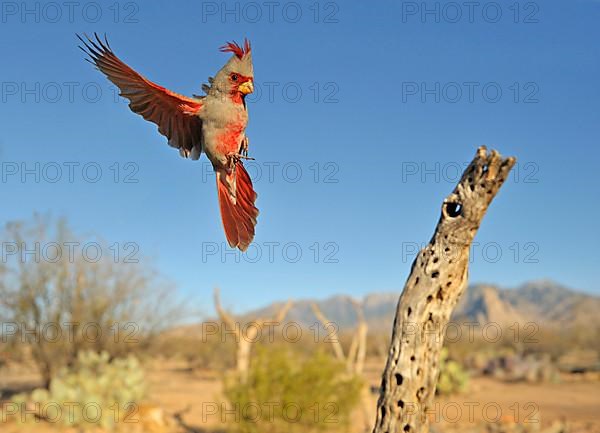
216,163,258,251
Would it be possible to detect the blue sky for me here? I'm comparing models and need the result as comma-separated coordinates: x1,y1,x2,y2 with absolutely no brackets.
1,0,599,314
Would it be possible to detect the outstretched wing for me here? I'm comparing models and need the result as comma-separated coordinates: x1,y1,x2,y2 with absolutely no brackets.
78,33,204,159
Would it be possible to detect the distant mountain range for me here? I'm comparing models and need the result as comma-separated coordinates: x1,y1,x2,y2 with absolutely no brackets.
243,280,600,332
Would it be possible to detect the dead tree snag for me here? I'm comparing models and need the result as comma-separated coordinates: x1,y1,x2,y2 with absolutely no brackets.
372,147,516,433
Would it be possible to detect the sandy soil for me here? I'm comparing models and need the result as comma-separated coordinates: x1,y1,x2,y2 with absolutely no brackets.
2,360,599,433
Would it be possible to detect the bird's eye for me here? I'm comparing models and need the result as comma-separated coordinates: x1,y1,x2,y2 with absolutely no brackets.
231,74,239,81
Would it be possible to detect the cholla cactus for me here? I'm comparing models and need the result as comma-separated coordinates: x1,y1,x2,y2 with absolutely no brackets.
15,350,146,430
436,348,469,395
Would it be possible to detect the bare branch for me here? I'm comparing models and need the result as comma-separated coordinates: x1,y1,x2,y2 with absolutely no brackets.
214,290,293,383
347,333,359,373
274,299,293,323
213,287,238,335
352,299,368,376
311,302,346,363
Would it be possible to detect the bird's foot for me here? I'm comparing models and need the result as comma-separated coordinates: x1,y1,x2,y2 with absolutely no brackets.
239,137,250,158
227,152,255,170
228,153,255,162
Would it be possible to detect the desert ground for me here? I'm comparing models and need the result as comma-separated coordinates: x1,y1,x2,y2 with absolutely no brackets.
3,358,599,433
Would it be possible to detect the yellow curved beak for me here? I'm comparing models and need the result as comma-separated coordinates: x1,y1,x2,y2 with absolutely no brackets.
238,80,254,95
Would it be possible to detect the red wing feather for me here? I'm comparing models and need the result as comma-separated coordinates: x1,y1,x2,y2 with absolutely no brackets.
78,33,204,159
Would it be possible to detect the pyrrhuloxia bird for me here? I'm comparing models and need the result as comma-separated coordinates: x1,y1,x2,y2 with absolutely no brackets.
78,34,258,251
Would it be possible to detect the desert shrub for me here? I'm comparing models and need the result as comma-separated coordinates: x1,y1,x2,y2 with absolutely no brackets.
223,346,362,433
12,350,146,430
436,347,469,395
0,216,185,388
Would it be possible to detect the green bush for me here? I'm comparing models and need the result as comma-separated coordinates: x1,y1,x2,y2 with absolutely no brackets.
437,347,469,395
223,347,362,433
13,350,146,430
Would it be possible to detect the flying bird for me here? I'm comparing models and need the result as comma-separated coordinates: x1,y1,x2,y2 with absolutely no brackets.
78,33,258,251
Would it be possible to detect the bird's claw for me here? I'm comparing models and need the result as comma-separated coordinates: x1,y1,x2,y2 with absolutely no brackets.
228,153,255,162
227,152,255,170
239,137,250,158
228,138,254,170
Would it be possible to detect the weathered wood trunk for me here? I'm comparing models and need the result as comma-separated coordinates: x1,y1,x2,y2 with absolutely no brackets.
372,147,516,433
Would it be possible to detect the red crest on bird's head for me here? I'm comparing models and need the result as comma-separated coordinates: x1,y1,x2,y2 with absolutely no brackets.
220,39,251,60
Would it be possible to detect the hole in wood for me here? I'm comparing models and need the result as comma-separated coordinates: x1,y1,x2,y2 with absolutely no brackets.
445,202,462,217
398,400,404,408
404,425,411,432
431,271,440,278
410,355,415,361
395,373,403,386
407,307,412,317
433,257,438,263
426,295,433,303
